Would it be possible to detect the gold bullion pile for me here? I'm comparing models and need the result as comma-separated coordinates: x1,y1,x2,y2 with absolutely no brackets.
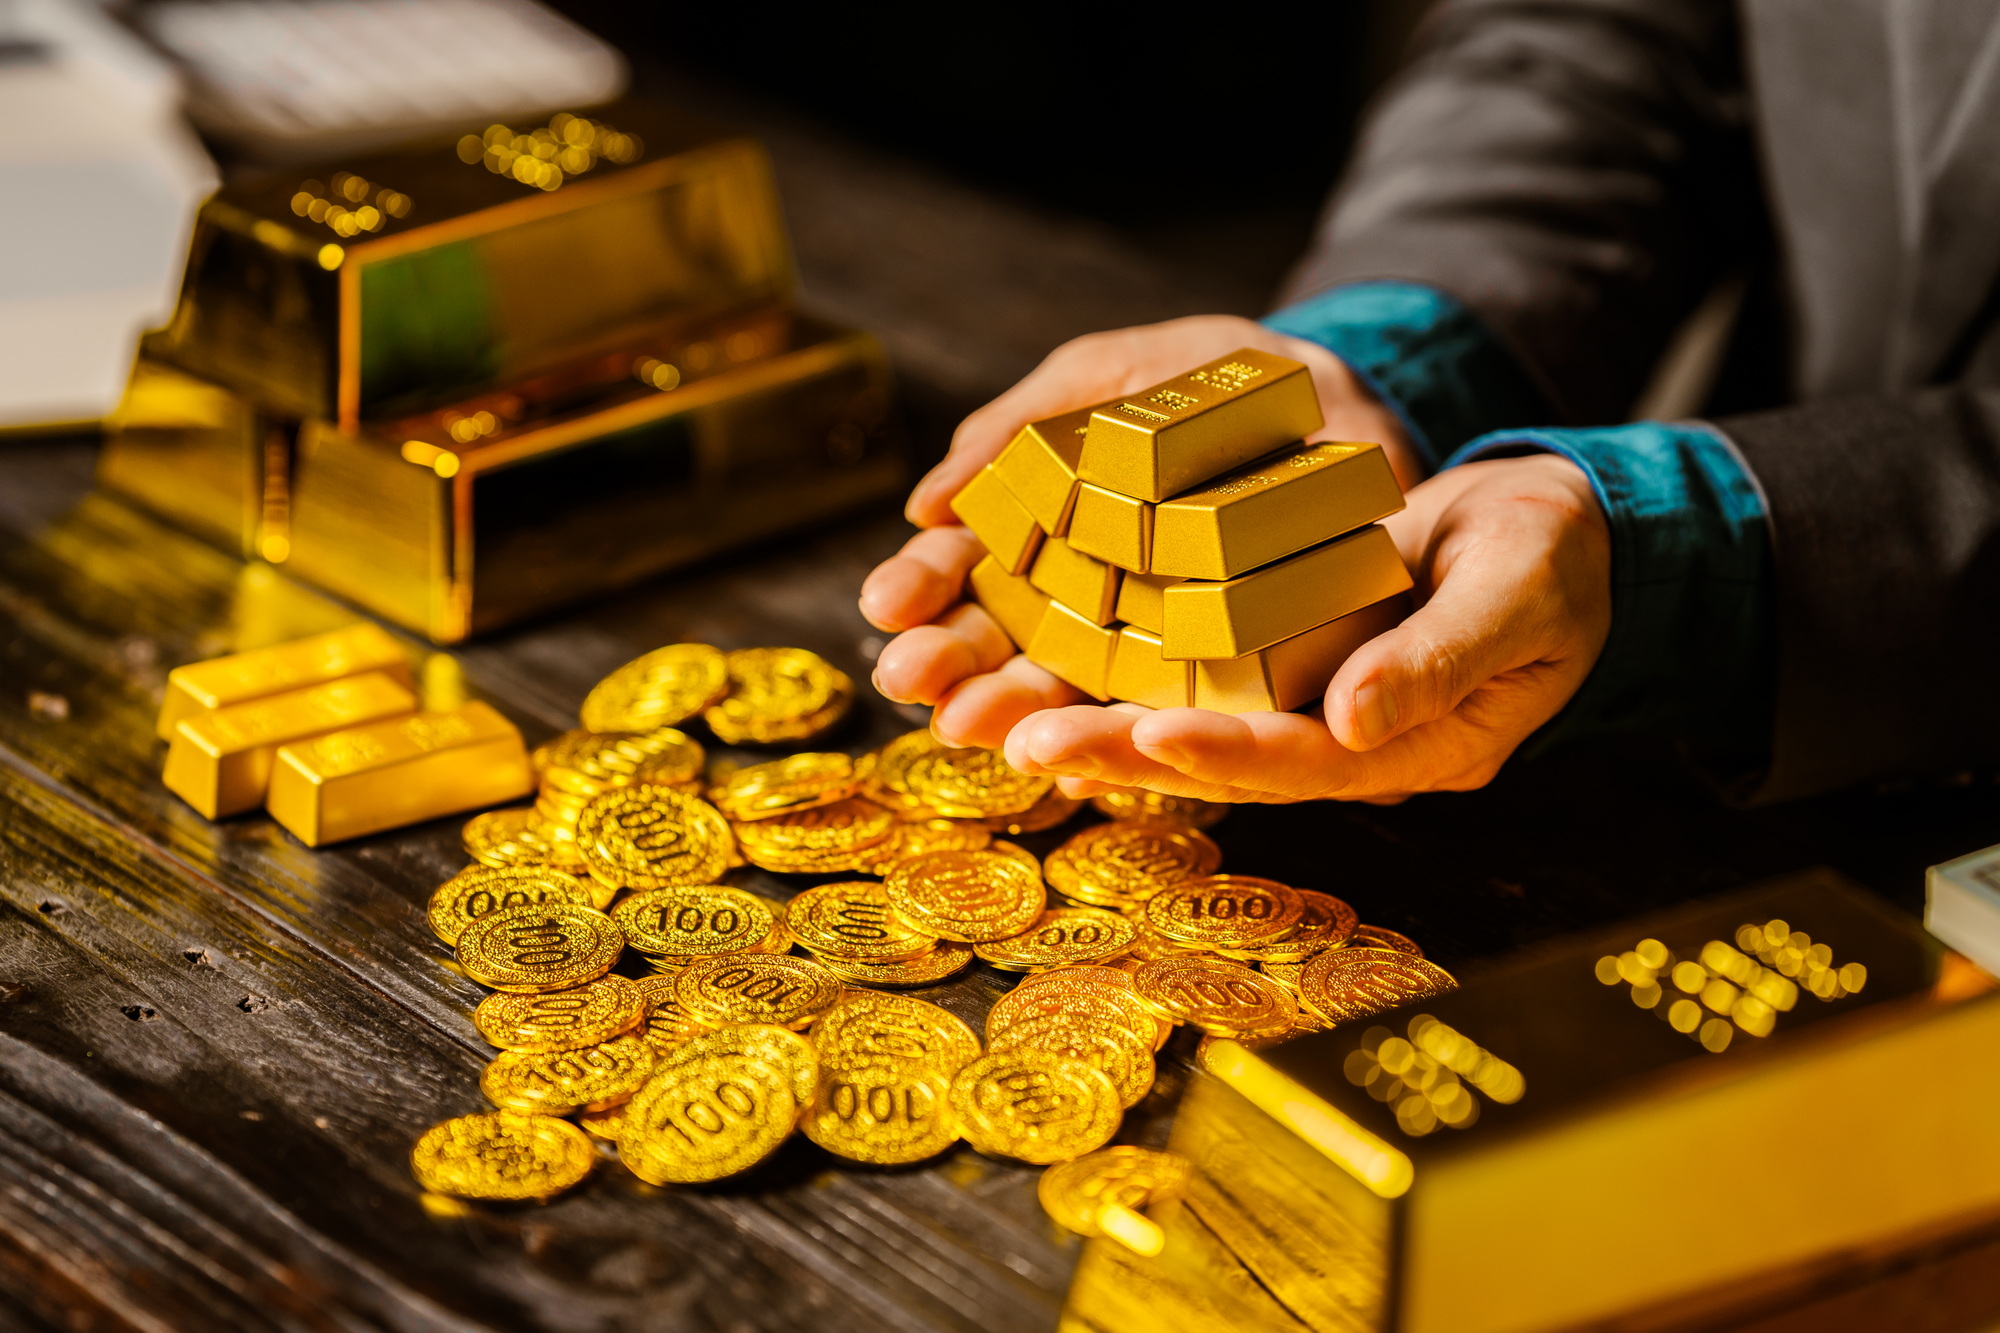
412,642,1454,1249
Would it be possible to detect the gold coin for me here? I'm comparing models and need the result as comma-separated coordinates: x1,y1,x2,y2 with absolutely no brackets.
1260,959,1306,991
1299,948,1456,1023
1131,956,1299,1037
672,953,844,1028
577,786,735,890
611,886,776,959
462,807,582,870
783,880,939,963
1351,924,1424,958
733,798,895,873
975,908,1136,971
813,942,976,988
618,1049,801,1184
1124,914,1222,964
580,643,730,733
849,816,993,872
885,849,1046,943
705,647,854,745
989,839,1044,879
455,903,624,993
803,1063,957,1164
473,974,645,1052
1089,788,1230,829
1193,1031,1290,1073
480,1033,655,1114
990,975,1163,1051
578,1103,626,1142
861,730,945,814
426,865,599,945
1142,874,1302,950
631,728,705,788
1038,1146,1190,1237
810,990,981,1073
629,973,715,1051
988,1013,1155,1108
410,1112,594,1201
984,788,1085,836
653,1022,820,1107
539,729,651,796
1226,889,1358,963
947,1050,1121,1164
711,751,857,821
903,746,1053,820
1044,822,1222,909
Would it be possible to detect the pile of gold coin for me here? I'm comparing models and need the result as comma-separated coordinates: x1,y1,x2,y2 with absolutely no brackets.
411,641,1450,1246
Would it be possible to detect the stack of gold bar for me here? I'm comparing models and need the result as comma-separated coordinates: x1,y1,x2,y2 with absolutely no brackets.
99,102,902,643
957,348,1413,711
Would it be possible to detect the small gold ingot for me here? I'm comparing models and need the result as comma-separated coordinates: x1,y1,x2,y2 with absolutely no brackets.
969,556,1052,652
1029,537,1121,626
992,404,1100,534
156,622,410,741
1107,627,1192,710
1078,348,1322,502
950,464,1044,575
1027,602,1118,700
1152,440,1405,581
1161,525,1411,660
266,701,533,846
1067,483,1153,573
163,670,417,818
1192,598,1404,713
1114,570,1181,636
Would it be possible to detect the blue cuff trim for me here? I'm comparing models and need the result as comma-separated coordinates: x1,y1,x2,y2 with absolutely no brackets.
1443,422,1773,755
1263,282,1551,472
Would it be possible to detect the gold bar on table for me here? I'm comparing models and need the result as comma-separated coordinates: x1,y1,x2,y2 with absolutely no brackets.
1062,872,2000,1333
1026,601,1117,700
163,670,417,818
284,317,899,643
1193,598,1404,714
1067,482,1152,573
1153,440,1405,581
991,404,1099,534
968,555,1052,652
1029,536,1121,627
951,464,1044,576
149,101,794,426
1078,348,1322,503
266,701,534,845
1107,627,1192,710
1114,570,1182,636
1161,525,1410,660
157,622,412,741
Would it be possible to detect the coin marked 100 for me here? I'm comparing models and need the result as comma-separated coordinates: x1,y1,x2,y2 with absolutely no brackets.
1131,956,1299,1037
612,885,775,957
672,952,844,1028
1142,874,1302,949
479,1033,655,1114
454,901,624,992
410,1112,595,1201
473,974,645,1052
426,864,597,944
975,907,1136,970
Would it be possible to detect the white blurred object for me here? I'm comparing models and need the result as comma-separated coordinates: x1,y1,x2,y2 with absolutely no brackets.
1927,844,2000,980
141,0,627,161
0,0,217,431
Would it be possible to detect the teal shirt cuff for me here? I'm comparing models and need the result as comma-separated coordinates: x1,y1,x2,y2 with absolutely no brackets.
1263,282,1552,471
1443,422,1774,761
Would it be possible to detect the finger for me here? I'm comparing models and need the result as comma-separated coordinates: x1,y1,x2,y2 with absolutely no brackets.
857,526,988,632
1004,706,1274,802
931,655,1083,750
1127,709,1372,800
871,604,1015,706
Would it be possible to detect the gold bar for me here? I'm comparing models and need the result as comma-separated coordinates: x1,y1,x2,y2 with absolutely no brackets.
1193,597,1405,714
1161,525,1410,660
1078,349,1322,502
1153,440,1406,581
163,670,417,818
1067,482,1152,573
157,623,411,742
968,555,1052,651
1029,536,1121,627
1026,601,1117,700
951,464,1044,576
991,404,1100,534
96,355,274,560
1107,627,1192,710
1114,570,1182,636
266,701,534,845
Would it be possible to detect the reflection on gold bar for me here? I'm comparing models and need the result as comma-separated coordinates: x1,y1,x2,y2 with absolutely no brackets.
157,622,411,741
1154,440,1405,581
969,555,1051,652
1079,349,1322,502
1193,598,1404,714
163,670,417,817
1115,570,1182,636
1108,627,1192,710
1029,536,1121,626
1162,525,1410,660
991,404,1099,534
1068,482,1152,573
96,356,273,559
266,701,533,845
1027,601,1116,699
951,464,1044,576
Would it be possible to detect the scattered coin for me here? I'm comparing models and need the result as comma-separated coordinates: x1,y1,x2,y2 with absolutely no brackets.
1044,822,1222,909
1350,924,1424,958
1038,1146,1189,1239
785,880,940,963
811,991,981,1073
473,974,645,1052
672,952,844,1029
577,786,736,890
1088,788,1229,829
480,1034,655,1114
947,1050,1121,1164
426,865,599,945
612,885,777,960
711,751,857,820
455,902,624,993
411,1112,595,1201
802,1063,958,1165
975,907,1136,971
885,849,1046,943
705,647,854,744
1131,956,1299,1039
1143,874,1303,950
580,643,730,733
1299,948,1457,1023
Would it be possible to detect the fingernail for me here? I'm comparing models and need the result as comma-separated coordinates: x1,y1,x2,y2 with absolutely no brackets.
1049,756,1100,780
871,668,913,706
1353,680,1399,747
907,469,944,510
1142,740,1193,770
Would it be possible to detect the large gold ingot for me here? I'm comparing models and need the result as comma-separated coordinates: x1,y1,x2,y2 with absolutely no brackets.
1161,526,1410,660
96,357,276,559
1113,570,1181,636
992,403,1100,535
1153,440,1405,581
951,464,1044,576
1029,536,1121,627
156,621,411,741
1067,482,1152,573
1026,601,1117,700
1192,598,1404,714
968,556,1051,652
1107,626,1192,710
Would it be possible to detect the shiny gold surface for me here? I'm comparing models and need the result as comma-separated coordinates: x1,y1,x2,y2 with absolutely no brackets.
156,622,410,741
1029,536,1121,626
1077,349,1323,503
162,669,417,818
1067,483,1152,573
1152,440,1405,581
968,555,1052,652
1161,525,1411,660
950,464,1044,576
1107,627,1192,710
1026,601,1118,700
265,701,533,846
97,356,271,559
1192,597,1405,714
992,404,1099,534
1113,570,1180,636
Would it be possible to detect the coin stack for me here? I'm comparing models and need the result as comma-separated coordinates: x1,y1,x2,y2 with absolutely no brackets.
413,639,1453,1243
954,348,1415,712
